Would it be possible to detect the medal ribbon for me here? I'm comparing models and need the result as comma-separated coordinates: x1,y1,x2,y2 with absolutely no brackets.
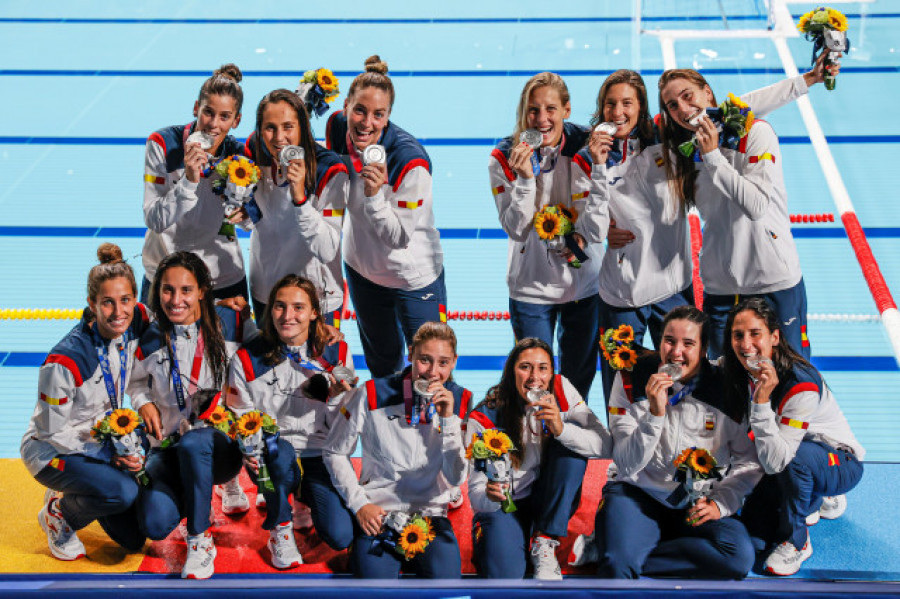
169,331,205,410
93,325,129,411
285,346,326,372
668,380,697,407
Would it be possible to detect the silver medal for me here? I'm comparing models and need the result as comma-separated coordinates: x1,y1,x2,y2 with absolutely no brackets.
186,131,215,150
279,145,305,167
659,363,684,382
526,387,547,403
330,365,353,383
519,128,543,148
413,378,436,399
595,122,618,136
746,356,773,371
362,144,386,166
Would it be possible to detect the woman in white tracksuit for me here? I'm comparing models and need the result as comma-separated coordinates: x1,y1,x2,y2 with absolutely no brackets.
244,89,349,328
323,322,471,579
658,69,810,360
141,64,251,303
23,243,150,561
723,297,863,576
129,251,255,579
225,274,357,569
466,337,611,580
490,71,612,398
325,55,447,378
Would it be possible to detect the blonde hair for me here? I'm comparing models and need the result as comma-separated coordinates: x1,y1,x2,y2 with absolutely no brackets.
347,55,395,108
512,72,570,141
410,321,458,356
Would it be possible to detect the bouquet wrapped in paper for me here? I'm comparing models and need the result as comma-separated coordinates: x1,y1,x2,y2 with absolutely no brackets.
797,6,849,90
211,155,261,240
671,447,723,517
533,204,588,268
373,511,436,560
467,429,517,512
678,93,755,160
91,408,149,485
601,324,638,372
231,410,278,494
295,68,340,117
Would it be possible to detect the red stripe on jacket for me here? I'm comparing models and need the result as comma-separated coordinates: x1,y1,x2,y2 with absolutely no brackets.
44,354,83,387
316,163,349,198
777,382,820,415
393,158,430,193
491,148,516,183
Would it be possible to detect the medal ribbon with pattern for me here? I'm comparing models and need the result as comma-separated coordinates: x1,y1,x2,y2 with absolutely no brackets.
169,331,204,411
92,325,129,411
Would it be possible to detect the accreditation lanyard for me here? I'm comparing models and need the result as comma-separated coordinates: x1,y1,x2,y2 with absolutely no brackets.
285,346,325,372
668,380,697,407
169,330,204,411
93,326,128,411
402,375,421,426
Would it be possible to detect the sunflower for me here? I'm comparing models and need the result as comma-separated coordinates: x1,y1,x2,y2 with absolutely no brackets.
611,346,637,371
602,347,611,362
673,447,693,469
727,93,748,111
827,8,848,31
208,405,231,425
555,203,579,223
744,110,755,133
235,411,263,437
398,521,431,560
612,324,634,345
688,448,717,476
482,429,512,456
796,12,810,32
534,210,561,240
109,408,140,435
228,158,258,187
317,68,338,92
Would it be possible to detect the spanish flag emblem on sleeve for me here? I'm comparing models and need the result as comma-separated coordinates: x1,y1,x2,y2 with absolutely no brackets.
340,406,351,420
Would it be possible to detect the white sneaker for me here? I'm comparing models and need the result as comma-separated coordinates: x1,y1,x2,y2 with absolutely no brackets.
448,488,464,510
606,461,618,480
256,492,267,509
819,495,847,520
805,510,821,526
568,532,599,566
530,536,563,580
182,531,217,579
764,534,812,576
292,502,313,530
38,490,86,561
268,523,303,569
216,477,250,515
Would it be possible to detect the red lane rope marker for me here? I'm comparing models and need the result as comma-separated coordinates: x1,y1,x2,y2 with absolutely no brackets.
689,212,704,310
842,213,898,313
789,213,835,223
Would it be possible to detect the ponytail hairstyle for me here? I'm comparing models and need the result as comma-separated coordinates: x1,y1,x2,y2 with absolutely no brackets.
589,69,656,152
657,69,717,212
261,274,329,366
476,337,554,469
149,251,228,389
85,242,138,323
253,89,318,191
723,298,814,422
512,72,570,142
347,55,395,109
197,63,244,114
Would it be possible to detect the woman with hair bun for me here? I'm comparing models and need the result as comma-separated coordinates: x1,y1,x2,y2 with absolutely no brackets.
141,63,251,304
325,55,447,378
22,243,150,560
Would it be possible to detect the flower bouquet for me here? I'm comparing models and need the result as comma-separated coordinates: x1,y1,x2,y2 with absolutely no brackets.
296,68,340,117
671,447,723,516
601,324,638,371
205,404,235,436
374,511,436,560
91,408,149,485
211,155,261,240
533,204,588,268
231,410,278,494
678,93,755,160
467,429,517,512
798,7,849,90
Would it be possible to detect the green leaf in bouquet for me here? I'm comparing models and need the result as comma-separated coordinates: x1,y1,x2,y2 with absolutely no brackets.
472,440,493,460
678,140,696,158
